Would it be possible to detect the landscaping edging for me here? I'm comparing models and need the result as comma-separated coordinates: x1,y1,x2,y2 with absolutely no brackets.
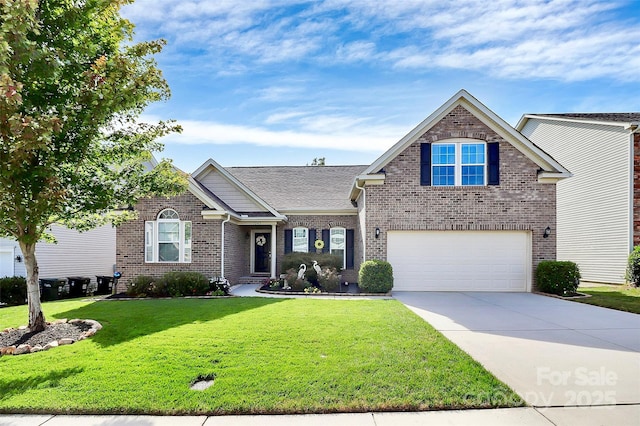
0,319,102,356
256,287,391,297
534,291,591,300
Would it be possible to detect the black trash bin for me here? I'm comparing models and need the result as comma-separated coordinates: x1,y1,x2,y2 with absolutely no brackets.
96,275,114,295
67,277,90,298
39,278,66,301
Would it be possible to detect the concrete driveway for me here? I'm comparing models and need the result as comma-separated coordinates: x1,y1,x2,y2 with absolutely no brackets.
394,292,640,415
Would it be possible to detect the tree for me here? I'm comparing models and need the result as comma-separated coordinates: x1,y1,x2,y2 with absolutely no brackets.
309,157,325,166
0,0,187,331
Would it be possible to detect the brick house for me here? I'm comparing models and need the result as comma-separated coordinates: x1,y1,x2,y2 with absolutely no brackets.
116,90,570,292
518,113,640,284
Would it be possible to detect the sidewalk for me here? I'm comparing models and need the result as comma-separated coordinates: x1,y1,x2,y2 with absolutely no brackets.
2,406,640,426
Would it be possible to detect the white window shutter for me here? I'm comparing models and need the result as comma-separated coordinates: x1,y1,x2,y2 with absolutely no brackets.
145,221,155,262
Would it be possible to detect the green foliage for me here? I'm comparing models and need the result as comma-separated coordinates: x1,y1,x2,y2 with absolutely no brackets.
161,271,209,297
0,276,27,306
317,267,341,292
126,272,210,298
626,246,640,287
126,275,156,298
0,0,187,328
358,260,394,293
284,269,312,291
281,252,342,284
536,261,581,295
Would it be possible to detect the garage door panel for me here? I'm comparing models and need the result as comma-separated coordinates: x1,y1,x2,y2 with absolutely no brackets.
388,231,530,292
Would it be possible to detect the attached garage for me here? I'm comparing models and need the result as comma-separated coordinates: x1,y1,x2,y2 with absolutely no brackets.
387,231,531,292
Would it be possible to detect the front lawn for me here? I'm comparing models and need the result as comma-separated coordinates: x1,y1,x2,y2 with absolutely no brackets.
0,298,522,414
575,286,640,314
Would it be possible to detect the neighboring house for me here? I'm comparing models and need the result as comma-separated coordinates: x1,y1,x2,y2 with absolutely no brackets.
116,90,570,292
0,224,116,286
517,113,640,284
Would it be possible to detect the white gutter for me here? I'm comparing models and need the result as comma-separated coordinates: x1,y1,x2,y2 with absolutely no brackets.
355,180,366,261
220,214,231,279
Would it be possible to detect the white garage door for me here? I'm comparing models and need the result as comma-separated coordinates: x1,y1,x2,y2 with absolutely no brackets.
0,249,14,278
387,231,530,291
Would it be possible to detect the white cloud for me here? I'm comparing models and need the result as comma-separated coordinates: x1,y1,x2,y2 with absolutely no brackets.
155,118,405,153
122,0,640,82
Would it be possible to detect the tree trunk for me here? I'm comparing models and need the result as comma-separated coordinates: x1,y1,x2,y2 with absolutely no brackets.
19,241,46,332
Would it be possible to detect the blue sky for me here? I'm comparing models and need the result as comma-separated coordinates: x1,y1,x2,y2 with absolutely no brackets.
121,0,640,172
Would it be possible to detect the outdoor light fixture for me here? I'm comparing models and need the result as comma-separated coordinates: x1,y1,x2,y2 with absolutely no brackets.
375,227,380,239
543,227,551,238
15,255,22,263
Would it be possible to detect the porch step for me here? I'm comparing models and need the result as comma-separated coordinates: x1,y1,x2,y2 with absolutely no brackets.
239,276,270,285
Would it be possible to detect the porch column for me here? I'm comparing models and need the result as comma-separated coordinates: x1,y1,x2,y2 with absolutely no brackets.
270,223,277,278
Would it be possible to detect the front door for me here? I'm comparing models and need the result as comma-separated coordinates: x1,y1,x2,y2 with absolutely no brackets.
253,231,271,273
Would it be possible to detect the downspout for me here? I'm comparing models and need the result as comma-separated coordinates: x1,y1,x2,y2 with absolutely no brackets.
220,214,231,279
355,180,366,261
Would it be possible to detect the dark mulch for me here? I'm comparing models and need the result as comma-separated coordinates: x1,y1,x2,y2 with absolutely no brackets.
0,321,92,348
260,282,363,294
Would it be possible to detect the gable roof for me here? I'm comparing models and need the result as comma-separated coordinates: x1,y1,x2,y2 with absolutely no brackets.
517,113,640,130
361,89,571,180
192,158,285,219
227,165,367,212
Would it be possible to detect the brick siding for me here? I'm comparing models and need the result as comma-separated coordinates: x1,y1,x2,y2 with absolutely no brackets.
364,105,557,290
115,192,222,291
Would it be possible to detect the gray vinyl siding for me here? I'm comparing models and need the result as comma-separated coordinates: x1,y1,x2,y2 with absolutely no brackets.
35,224,116,284
198,169,268,212
521,119,630,284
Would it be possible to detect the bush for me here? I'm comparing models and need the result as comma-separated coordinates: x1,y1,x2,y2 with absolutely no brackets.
536,260,581,295
281,252,342,285
126,275,156,297
626,246,640,287
161,271,210,297
284,268,312,291
318,267,341,292
0,276,27,306
358,260,393,293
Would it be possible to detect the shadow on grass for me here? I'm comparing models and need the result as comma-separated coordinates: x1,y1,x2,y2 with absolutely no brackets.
56,297,285,347
0,367,84,402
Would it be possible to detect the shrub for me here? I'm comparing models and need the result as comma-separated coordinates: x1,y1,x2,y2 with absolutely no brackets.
126,275,156,297
317,267,341,292
358,260,393,293
283,268,312,291
626,246,640,287
536,261,581,295
281,252,342,284
161,271,209,297
0,276,27,306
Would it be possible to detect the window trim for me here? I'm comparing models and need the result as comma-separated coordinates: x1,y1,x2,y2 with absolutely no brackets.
431,140,487,187
145,208,192,263
329,227,346,268
292,227,309,253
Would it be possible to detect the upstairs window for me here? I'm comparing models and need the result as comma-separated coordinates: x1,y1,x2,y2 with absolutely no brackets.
145,209,192,263
421,141,499,187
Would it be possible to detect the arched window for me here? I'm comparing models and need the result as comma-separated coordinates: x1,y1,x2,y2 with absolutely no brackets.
292,227,309,253
145,209,192,263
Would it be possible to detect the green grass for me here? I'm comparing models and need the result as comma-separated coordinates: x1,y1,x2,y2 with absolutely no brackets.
575,286,640,314
0,298,522,414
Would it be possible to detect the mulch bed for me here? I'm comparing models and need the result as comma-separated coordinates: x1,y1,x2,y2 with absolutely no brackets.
0,319,101,356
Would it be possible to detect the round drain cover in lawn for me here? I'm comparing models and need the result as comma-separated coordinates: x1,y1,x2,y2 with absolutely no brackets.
190,374,215,391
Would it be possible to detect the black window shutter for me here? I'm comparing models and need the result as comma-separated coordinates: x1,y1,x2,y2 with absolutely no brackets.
488,142,500,185
322,229,330,253
420,143,431,186
284,229,292,254
346,229,354,269
308,229,316,252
